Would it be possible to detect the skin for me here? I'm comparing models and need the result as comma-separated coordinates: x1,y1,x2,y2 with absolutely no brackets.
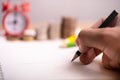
76,13,120,70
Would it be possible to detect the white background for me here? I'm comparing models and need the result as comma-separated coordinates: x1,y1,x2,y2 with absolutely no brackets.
0,0,120,24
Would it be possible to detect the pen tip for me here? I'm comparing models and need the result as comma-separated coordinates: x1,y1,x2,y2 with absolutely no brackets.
71,59,76,62
71,50,81,62
71,59,74,62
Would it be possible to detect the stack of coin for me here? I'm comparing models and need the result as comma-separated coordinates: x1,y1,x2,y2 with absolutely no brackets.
6,35,20,41
22,26,36,41
22,30,36,41
48,23,61,40
0,26,5,37
61,16,77,39
36,22,49,40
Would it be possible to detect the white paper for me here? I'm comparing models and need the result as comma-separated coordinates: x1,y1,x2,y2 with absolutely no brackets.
0,38,119,80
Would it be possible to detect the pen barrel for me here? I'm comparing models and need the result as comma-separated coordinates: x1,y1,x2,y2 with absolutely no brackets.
99,10,118,28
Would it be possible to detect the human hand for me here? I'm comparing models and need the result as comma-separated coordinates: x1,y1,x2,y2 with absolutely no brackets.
76,14,120,70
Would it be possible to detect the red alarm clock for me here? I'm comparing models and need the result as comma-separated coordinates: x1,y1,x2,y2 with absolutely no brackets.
2,0,11,12
2,0,30,37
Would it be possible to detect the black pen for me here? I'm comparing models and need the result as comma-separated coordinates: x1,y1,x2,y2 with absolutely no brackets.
71,10,118,62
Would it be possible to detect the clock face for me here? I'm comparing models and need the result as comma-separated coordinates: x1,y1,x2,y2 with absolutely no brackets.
3,11,28,36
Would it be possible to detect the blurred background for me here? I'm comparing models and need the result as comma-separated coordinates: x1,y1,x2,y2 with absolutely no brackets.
25,0,119,23
0,0,120,43
0,0,120,23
